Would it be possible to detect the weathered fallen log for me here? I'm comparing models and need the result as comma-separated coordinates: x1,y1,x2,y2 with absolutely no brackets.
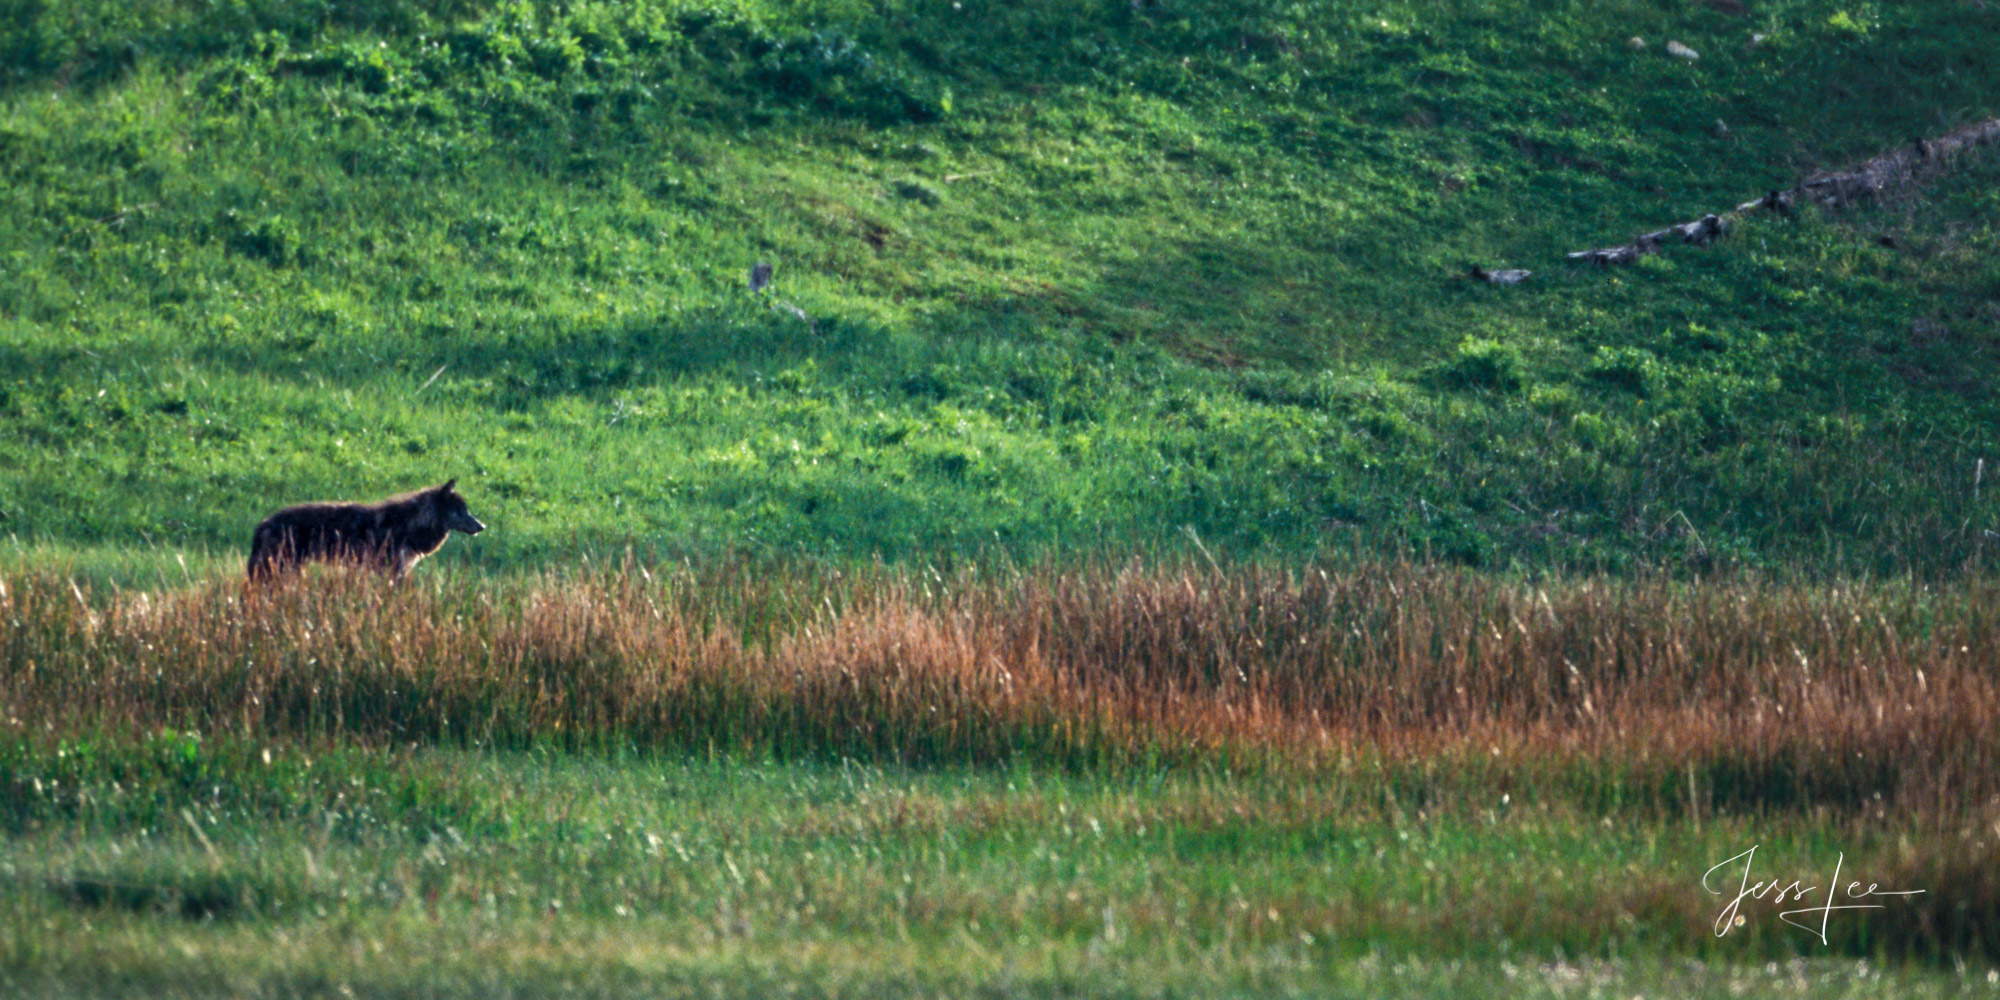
1564,117,2000,266
1568,213,1726,266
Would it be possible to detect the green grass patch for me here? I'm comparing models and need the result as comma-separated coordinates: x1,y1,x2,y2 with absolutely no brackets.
2,739,1994,997
0,1,1995,577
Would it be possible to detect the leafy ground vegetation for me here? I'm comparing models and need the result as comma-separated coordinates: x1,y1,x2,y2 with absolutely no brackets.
4,0,2000,995
1,0,1998,574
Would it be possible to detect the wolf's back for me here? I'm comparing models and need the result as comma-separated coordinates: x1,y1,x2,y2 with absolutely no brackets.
247,503,367,579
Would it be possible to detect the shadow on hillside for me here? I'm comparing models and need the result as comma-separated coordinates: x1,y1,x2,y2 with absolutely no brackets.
0,0,487,96
0,291,943,408
0,225,1460,407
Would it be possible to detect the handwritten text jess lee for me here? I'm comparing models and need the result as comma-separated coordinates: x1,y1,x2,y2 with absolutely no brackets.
1703,845,1924,944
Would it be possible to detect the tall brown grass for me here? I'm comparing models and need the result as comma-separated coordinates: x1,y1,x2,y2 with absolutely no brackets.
2,559,1997,820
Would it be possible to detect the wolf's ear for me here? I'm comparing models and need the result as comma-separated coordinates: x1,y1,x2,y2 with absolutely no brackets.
439,478,457,493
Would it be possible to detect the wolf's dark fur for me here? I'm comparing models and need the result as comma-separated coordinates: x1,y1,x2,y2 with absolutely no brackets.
247,480,484,581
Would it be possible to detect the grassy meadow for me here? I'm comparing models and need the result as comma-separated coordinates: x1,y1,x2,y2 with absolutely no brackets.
8,561,2000,996
4,0,2000,995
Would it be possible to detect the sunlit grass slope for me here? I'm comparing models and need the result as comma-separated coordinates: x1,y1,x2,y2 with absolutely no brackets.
2,0,1998,574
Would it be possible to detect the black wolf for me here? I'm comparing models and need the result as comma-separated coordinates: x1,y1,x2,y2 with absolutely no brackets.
247,479,485,580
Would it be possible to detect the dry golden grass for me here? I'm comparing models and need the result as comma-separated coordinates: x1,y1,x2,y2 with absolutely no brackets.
3,560,1996,822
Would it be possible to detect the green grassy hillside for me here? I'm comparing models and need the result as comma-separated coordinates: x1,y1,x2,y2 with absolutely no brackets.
3,0,1998,576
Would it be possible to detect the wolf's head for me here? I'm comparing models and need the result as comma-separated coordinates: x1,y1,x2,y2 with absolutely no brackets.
431,479,485,535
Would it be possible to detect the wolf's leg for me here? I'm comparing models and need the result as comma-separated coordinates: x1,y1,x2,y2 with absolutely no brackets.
391,550,423,578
